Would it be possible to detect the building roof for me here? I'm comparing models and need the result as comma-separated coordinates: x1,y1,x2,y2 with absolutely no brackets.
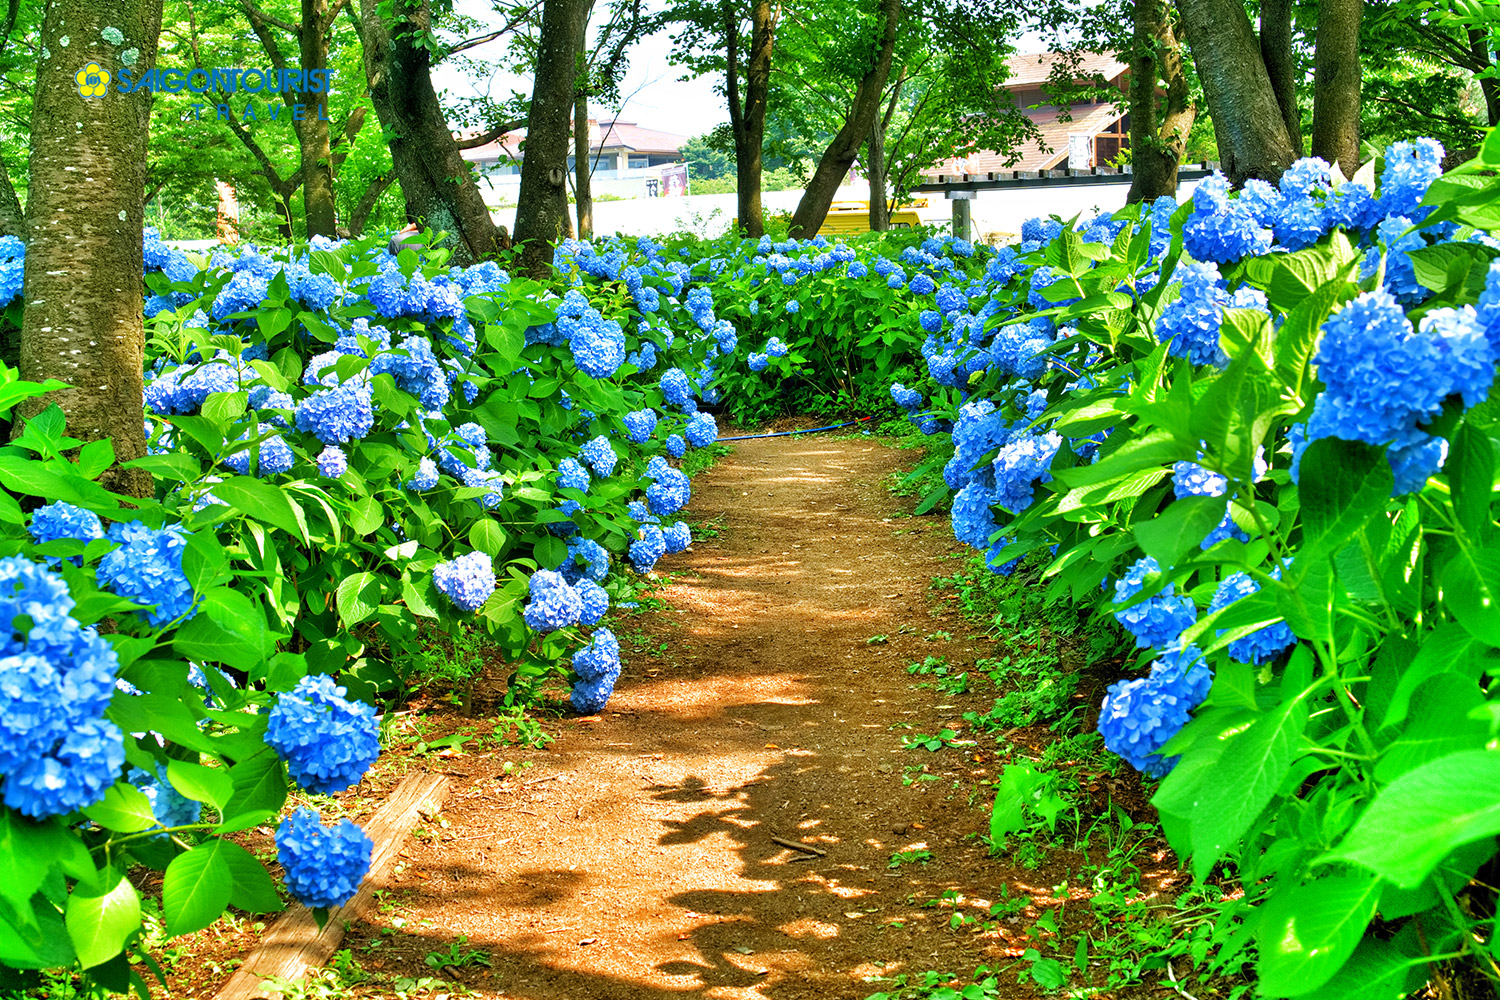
458,119,688,163
1003,51,1129,89
922,102,1125,177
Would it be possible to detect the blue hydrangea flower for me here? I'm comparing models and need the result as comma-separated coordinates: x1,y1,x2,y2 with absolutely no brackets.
433,552,497,612
766,337,789,358
129,764,203,831
660,368,693,408
951,483,1000,549
623,409,658,443
1098,645,1212,777
910,273,937,296
406,457,440,491
266,674,380,793
1208,572,1299,664
663,521,692,553
1112,556,1197,649
570,312,627,378
629,525,668,572
4,717,125,819
224,424,295,477
890,384,922,410
29,502,104,563
785,300,801,314
992,431,1061,512
575,580,609,625
665,434,687,458
523,569,581,631
748,352,769,371
1182,173,1272,263
1377,138,1444,219
1172,461,1250,549
647,469,692,516
580,436,618,477
316,446,348,478
573,628,621,684
562,536,610,585
557,457,591,493
98,523,197,625
685,412,718,448
276,807,373,909
295,383,375,446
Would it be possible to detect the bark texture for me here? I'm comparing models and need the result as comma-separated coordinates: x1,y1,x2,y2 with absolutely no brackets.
1259,0,1303,154
572,0,596,241
21,0,164,497
1311,0,1362,177
1176,0,1296,184
514,0,587,278
726,0,775,238
0,150,22,239
357,0,510,265
1126,0,1195,202
866,76,902,231
787,0,900,239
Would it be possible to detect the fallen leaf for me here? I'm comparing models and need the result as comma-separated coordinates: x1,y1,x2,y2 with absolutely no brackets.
731,945,754,955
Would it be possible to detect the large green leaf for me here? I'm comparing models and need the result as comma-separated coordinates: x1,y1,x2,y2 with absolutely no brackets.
1297,439,1392,559
1448,422,1496,543
162,840,232,936
217,841,284,915
1374,673,1490,783
82,784,159,834
1256,872,1381,997
166,759,234,813
1324,750,1500,886
0,814,70,908
1134,495,1226,567
336,572,382,626
222,750,287,820
211,476,308,544
1441,548,1500,647
66,873,141,969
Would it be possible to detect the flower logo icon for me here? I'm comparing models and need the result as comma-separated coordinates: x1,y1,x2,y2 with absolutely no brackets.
76,63,110,98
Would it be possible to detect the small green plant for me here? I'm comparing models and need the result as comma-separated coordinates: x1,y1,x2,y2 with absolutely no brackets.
888,848,933,869
867,633,890,644
424,935,493,972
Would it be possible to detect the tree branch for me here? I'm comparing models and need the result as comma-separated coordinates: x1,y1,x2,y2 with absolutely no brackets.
456,118,529,149
239,0,300,34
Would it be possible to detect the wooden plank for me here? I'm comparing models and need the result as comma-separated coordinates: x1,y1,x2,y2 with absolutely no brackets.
215,772,452,1000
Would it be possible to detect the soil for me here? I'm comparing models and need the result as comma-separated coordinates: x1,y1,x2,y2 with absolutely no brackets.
333,434,1112,1000
142,433,1174,1000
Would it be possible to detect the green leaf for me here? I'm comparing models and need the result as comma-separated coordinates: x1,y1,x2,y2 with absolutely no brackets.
165,759,234,813
223,750,287,819
1298,439,1392,559
1156,695,1307,881
1448,422,1495,543
1275,280,1346,393
1133,495,1226,567
1294,931,1416,1000
469,518,506,557
76,439,116,480
1323,750,1500,887
162,840,232,936
82,784,159,834
0,814,69,908
1441,548,1500,647
211,476,308,544
66,873,141,969
217,841,284,914
336,572,382,626
1375,673,1490,783
1256,873,1380,996
348,496,382,534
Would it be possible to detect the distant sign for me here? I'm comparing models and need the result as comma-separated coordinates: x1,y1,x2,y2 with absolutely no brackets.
1068,134,1093,169
661,163,688,197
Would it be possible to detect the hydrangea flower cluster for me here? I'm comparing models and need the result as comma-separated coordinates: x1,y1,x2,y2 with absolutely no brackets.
29,501,104,563
685,412,718,448
433,551,497,612
1112,556,1197,649
276,807,374,909
128,764,203,831
1172,461,1250,549
623,408,658,443
98,522,198,625
1097,645,1213,777
265,674,380,793
225,424,296,477
295,383,375,446
523,569,583,631
1209,572,1299,664
0,557,124,818
570,627,622,713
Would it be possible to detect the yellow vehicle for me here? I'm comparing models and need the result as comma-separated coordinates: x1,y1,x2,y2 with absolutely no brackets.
816,199,924,236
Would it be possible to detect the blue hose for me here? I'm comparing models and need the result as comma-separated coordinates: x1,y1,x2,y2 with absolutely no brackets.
716,416,875,442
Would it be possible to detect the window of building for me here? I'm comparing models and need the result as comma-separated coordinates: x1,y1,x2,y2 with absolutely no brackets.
628,154,650,170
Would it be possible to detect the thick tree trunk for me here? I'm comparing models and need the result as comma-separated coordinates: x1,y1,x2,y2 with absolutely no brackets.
725,0,774,238
572,1,595,241
514,0,587,278
788,0,900,239
358,0,510,264
21,0,163,498
1176,0,1296,184
297,0,336,237
1311,0,1362,178
1127,0,1195,202
867,76,902,230
1259,0,1303,155
0,150,22,239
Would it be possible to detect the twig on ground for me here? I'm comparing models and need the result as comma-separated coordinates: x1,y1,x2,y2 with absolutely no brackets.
771,835,827,856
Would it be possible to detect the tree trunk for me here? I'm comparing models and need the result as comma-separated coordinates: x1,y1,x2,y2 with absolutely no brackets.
297,0,336,237
514,0,587,277
357,0,510,264
572,0,595,241
788,0,901,239
1175,0,1296,184
867,75,902,230
1469,28,1500,126
1311,0,1362,178
0,148,22,238
725,0,774,238
1127,0,1195,201
1259,0,1303,155
21,0,163,498
349,173,396,235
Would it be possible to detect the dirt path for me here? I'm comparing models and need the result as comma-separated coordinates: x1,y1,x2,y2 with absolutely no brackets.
362,436,1026,999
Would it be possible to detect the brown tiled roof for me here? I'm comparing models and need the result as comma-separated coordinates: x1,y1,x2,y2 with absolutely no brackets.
1004,51,1129,88
458,119,687,163
921,103,1125,178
